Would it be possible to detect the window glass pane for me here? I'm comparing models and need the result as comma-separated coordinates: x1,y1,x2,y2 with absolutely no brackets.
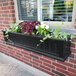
42,0,73,22
18,0,37,20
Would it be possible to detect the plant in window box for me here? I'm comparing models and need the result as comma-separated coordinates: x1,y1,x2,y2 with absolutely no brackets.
2,21,75,62
36,23,74,46
19,21,40,34
2,22,22,42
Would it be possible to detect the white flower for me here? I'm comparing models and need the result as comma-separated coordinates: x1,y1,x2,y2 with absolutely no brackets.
16,26,18,29
41,24,45,29
36,26,38,29
41,23,49,29
45,25,49,29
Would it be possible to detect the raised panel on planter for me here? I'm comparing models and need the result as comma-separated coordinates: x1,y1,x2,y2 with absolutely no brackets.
3,31,71,62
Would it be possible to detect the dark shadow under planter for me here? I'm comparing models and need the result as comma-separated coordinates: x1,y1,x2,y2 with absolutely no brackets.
3,31,71,62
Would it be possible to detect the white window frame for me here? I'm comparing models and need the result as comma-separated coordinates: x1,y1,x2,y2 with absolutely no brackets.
14,0,75,28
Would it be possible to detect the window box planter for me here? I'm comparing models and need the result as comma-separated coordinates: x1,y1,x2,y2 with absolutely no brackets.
3,31,71,62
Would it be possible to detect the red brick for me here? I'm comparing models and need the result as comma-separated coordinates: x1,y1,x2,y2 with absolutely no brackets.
71,48,76,53
14,54,22,60
33,65,41,70
31,52,42,57
10,10,15,13
22,57,30,62
8,1,14,5
7,6,14,9
67,72,76,76
74,65,76,69
7,0,13,1
5,18,10,20
0,11,3,13
70,53,74,58
72,38,76,42
71,43,75,48
43,62,55,69
24,55,31,60
14,49,21,53
43,55,56,61
23,60,32,66
22,49,31,54
40,57,51,64
30,60,39,66
0,4,2,6
56,67,68,75
0,18,4,20
3,21,9,24
2,7,8,10
56,67,76,76
52,70,65,76
33,58,42,64
4,11,9,13
21,51,29,55
2,14,8,17
13,47,23,51
40,64,50,71
8,51,14,56
7,50,15,54
70,58,76,64
16,52,23,56
57,61,73,68
68,67,76,74
9,14,15,17
52,62,66,70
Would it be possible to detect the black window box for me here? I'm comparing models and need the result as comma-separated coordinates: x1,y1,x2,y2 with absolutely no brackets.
3,31,71,62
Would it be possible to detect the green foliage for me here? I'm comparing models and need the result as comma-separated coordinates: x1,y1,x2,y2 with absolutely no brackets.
70,34,75,40
3,22,22,40
10,22,21,32
36,25,49,36
3,22,21,33
37,34,51,46
2,22,75,47
37,25,75,47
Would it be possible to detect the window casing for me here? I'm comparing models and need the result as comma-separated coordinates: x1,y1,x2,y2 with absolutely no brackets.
14,0,75,28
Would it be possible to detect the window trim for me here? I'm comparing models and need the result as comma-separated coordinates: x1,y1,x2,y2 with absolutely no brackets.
13,0,75,28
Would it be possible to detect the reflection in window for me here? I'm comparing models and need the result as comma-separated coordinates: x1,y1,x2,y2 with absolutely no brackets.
18,0,37,20
42,0,73,22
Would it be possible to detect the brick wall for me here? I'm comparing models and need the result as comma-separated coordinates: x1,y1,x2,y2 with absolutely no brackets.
0,0,76,76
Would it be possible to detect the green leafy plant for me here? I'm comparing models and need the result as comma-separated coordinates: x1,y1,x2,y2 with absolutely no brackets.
36,25,49,35
3,22,22,40
10,22,21,32
36,25,75,47
2,21,75,47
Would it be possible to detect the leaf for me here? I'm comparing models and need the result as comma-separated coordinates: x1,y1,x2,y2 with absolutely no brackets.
56,26,61,31
40,40,44,42
37,44,39,47
36,31,39,35
41,30,44,35
44,31,46,35
4,35,8,37
71,35,75,39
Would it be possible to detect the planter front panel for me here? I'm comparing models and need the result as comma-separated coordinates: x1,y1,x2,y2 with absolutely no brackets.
3,32,71,61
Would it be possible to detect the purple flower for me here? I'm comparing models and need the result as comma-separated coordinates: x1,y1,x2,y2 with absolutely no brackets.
19,21,40,34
